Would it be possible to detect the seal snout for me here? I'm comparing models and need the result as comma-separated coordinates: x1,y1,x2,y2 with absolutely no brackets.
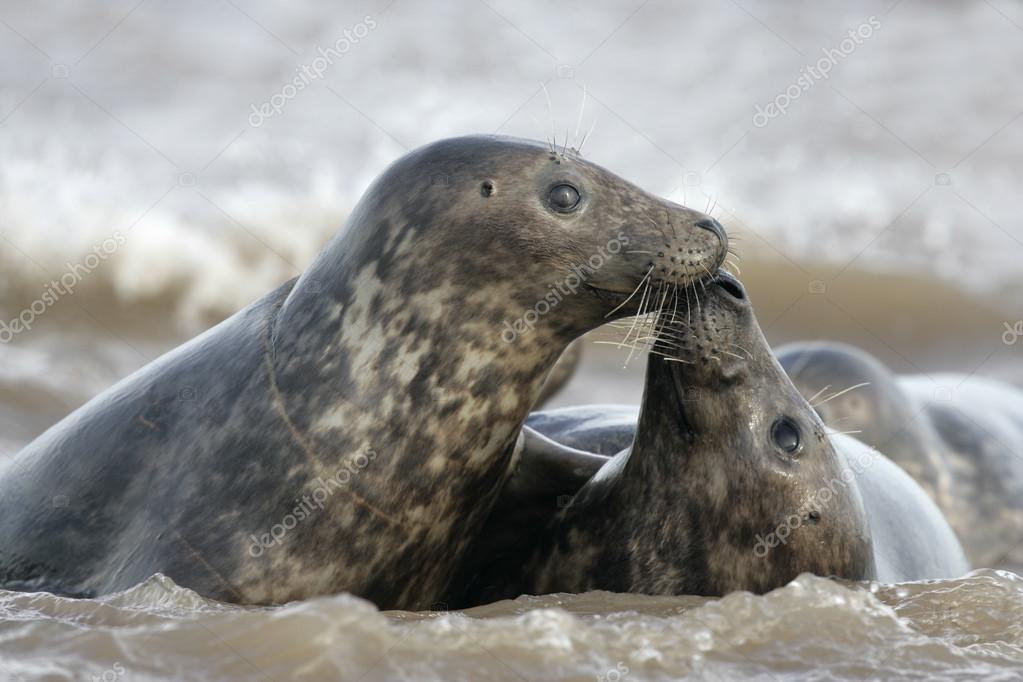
643,213,729,292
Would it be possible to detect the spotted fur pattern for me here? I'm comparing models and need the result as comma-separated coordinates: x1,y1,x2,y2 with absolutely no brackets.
457,276,877,604
0,136,727,608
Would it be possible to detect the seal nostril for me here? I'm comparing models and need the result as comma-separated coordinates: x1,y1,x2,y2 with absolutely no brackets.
481,180,495,197
716,276,746,300
694,218,727,246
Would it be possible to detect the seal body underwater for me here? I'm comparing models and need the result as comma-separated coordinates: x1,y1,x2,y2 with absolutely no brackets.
454,273,967,606
0,135,729,608
777,340,1023,571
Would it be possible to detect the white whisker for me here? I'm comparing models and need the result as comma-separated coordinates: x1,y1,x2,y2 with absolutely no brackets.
578,117,597,154
813,382,871,407
804,384,832,404
574,85,587,147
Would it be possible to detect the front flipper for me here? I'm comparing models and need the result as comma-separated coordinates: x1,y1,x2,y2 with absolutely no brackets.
447,425,614,607
525,404,639,456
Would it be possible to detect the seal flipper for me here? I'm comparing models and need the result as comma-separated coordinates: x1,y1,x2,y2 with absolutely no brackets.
525,404,639,456
508,426,609,502
446,425,611,607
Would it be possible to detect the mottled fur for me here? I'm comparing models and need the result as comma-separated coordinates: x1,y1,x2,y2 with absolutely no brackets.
456,275,966,606
0,136,726,608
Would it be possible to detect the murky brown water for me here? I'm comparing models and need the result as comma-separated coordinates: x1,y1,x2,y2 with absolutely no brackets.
2,571,1022,681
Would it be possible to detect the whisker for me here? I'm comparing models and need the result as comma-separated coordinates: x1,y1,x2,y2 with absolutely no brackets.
573,85,587,148
729,342,753,359
604,265,654,318
670,281,680,327
666,207,679,240
804,384,832,404
684,279,692,325
813,382,871,407
621,278,654,364
540,81,556,151
578,117,597,154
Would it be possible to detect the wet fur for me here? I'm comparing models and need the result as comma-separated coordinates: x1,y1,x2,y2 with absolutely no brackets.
454,280,966,606
0,136,726,608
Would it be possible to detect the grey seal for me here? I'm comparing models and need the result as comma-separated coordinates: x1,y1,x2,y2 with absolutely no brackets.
777,341,1023,571
454,273,967,606
0,135,729,608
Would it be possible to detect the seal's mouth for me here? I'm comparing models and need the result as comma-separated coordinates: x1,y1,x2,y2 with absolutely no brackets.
585,284,634,309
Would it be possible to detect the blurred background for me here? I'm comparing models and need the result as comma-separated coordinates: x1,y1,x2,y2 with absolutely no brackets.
1,0,1021,457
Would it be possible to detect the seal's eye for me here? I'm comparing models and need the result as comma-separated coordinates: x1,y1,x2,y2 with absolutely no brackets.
771,417,802,456
549,184,581,212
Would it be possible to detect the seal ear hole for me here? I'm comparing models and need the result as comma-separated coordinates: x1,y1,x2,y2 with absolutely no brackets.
481,180,496,197
771,417,802,457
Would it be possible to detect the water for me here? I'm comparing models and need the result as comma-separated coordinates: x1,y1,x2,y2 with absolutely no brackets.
2,0,1023,678
1,571,1022,681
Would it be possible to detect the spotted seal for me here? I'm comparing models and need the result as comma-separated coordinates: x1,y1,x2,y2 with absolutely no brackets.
453,273,967,606
0,135,728,608
777,341,1023,571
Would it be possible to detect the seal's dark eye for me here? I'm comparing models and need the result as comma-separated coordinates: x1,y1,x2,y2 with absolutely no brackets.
771,417,802,456
549,184,581,212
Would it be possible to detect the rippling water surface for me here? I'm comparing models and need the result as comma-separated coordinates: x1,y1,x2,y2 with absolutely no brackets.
2,572,1023,681
2,0,1023,679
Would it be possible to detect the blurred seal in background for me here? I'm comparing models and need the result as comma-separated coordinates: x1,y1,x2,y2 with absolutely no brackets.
778,341,1023,572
